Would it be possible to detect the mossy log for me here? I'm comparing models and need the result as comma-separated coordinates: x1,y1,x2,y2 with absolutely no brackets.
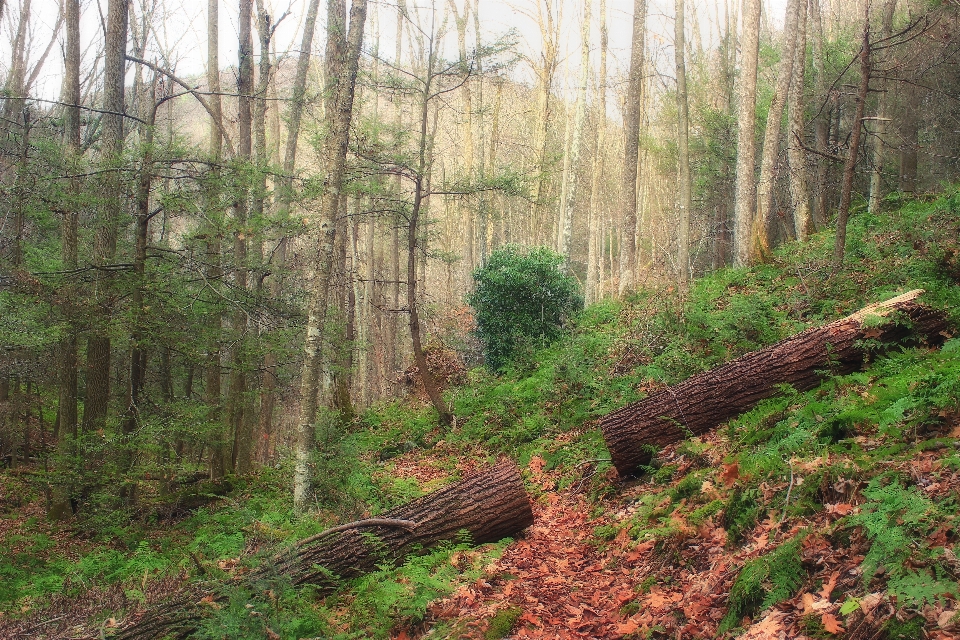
114,460,533,639
601,290,950,477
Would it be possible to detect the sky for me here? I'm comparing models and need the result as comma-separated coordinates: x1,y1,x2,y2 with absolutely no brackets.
7,0,791,108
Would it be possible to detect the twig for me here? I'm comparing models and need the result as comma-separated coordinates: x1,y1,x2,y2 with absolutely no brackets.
780,459,795,524
297,518,418,547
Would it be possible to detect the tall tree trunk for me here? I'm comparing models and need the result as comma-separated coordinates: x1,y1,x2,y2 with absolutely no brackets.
82,0,128,434
257,0,322,459
585,0,607,303
0,0,30,142
674,0,691,284
898,83,919,195
753,0,801,259
227,0,254,475
619,0,646,294
788,0,812,241
121,74,159,505
51,0,82,520
867,0,897,214
449,0,475,275
557,0,590,264
293,0,368,512
529,0,560,246
732,0,762,266
809,0,830,228
833,13,871,269
205,0,226,479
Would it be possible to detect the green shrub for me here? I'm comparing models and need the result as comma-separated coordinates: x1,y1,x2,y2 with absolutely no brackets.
468,245,583,370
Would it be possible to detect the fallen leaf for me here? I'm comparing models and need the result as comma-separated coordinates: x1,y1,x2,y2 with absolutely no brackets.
615,619,640,634
860,592,884,615
104,618,118,628
266,628,281,640
938,610,959,630
821,613,845,634
529,456,546,476
720,462,740,487
826,503,854,516
820,571,840,600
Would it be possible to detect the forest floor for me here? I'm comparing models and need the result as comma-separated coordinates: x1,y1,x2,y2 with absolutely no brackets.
3,190,960,639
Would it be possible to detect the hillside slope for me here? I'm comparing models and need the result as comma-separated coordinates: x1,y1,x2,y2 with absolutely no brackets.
1,191,959,639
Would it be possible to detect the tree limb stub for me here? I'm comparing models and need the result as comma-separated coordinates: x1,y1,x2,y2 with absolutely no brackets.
600,290,951,477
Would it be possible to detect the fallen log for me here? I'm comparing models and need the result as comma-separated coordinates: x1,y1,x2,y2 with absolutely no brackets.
601,290,950,477
113,460,533,639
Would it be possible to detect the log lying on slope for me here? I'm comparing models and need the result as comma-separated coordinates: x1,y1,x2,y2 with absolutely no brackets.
601,290,950,477
114,460,533,639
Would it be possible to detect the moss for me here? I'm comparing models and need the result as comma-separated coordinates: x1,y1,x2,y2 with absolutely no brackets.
883,616,925,639
485,606,523,639
688,499,723,526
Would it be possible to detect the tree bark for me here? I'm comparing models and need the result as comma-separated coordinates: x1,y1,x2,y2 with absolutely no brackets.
600,290,949,476
833,13,871,269
787,0,812,241
867,0,898,214
556,0,590,264
619,0,646,294
82,0,128,434
674,0,691,284
732,0,762,267
585,0,608,303
753,0,801,259
115,461,533,639
809,0,830,228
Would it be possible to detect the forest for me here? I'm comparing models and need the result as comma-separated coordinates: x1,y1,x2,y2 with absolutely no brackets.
1,0,960,637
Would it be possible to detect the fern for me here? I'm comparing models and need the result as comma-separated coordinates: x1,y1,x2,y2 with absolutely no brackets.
887,571,958,607
719,536,805,633
848,478,935,584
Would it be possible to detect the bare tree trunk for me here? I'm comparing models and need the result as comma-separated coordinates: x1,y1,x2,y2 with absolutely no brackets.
0,0,30,142
753,0,801,259
204,0,226,479
294,0,368,512
449,0,475,275
619,0,646,294
50,0,82,520
732,0,762,266
809,0,830,228
867,0,897,213
833,13,870,269
529,0,560,245
601,291,948,476
226,0,254,475
674,0,691,284
586,0,608,303
898,83,919,195
83,0,128,434
121,74,159,505
788,0,812,241
557,0,590,264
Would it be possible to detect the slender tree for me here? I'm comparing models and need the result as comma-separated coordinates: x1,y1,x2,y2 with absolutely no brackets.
619,0,646,294
294,0,368,512
557,0,590,263
753,0,800,259
732,0,762,266
674,0,691,283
